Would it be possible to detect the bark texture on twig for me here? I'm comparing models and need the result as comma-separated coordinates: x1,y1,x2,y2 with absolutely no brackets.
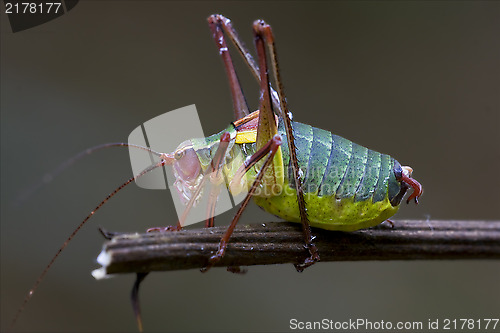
92,220,500,279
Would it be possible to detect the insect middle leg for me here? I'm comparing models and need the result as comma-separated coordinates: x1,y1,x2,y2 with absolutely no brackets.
202,134,283,271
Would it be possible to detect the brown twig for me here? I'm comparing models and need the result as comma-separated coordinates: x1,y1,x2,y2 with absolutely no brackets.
92,220,500,278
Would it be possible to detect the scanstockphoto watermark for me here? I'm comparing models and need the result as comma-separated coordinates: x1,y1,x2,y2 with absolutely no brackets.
289,318,424,331
289,318,499,331
127,104,349,228
127,104,377,228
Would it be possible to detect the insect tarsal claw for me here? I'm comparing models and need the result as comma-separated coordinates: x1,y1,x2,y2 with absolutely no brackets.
294,255,319,272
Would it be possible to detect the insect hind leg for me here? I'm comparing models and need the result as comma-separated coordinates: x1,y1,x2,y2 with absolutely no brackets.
253,20,320,271
207,14,282,113
208,14,250,120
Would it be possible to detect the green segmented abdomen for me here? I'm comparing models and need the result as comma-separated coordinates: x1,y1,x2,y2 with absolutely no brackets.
253,119,404,231
279,120,401,203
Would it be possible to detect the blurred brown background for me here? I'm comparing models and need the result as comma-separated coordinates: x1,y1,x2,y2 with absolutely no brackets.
1,1,499,332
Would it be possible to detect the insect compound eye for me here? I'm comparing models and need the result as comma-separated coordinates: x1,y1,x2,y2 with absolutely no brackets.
174,150,185,160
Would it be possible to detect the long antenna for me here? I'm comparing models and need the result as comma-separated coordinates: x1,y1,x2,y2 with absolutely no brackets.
13,142,165,207
9,155,173,330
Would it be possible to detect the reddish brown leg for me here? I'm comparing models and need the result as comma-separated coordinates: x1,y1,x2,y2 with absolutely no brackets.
208,15,250,120
204,131,231,228
207,16,320,270
201,135,282,272
207,14,282,113
253,20,320,271
208,15,259,82
205,183,220,228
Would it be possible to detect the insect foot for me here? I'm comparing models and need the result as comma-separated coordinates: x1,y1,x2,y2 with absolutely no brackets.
204,253,221,272
200,241,227,273
294,242,320,272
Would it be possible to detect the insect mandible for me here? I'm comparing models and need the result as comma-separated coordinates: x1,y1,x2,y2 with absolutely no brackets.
11,14,423,330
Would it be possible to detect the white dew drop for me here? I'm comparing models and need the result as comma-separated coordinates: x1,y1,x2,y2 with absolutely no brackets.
91,250,112,280
96,250,111,267
91,267,110,280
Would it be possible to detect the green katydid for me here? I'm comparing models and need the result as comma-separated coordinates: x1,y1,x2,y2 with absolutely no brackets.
11,14,422,330
144,15,422,269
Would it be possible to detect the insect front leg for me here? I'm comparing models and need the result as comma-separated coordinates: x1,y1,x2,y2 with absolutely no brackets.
204,132,234,228
131,132,234,330
253,20,320,271
147,132,233,232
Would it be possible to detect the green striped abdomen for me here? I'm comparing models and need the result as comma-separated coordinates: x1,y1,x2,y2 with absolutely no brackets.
253,120,404,231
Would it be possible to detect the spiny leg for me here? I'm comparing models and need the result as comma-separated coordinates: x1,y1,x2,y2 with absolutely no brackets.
200,17,287,270
237,17,288,224
253,20,320,271
209,16,320,269
208,15,259,83
208,15,250,120
202,134,283,272
207,14,282,113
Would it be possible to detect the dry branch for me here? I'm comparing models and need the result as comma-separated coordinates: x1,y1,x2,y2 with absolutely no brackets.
92,220,500,279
